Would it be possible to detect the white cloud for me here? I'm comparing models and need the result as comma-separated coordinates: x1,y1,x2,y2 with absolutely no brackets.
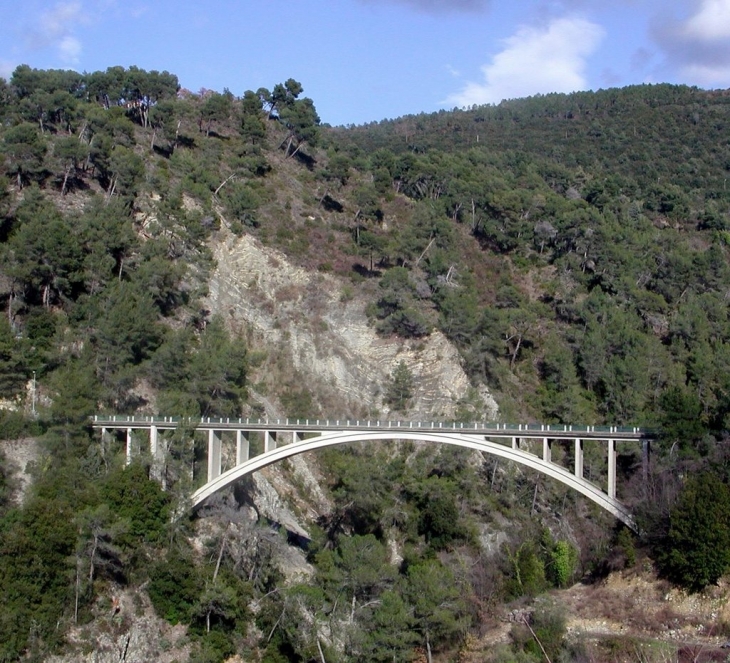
40,1,83,41
59,36,82,63
681,61,730,84
24,1,86,64
447,17,604,107
651,0,730,87
683,0,730,40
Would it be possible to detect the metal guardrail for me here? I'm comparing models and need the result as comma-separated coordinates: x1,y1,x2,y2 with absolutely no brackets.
92,415,651,438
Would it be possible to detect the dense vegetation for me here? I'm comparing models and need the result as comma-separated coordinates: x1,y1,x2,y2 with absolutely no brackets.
0,64,730,661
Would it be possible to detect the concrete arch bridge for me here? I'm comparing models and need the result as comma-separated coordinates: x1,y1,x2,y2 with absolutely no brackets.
92,416,652,530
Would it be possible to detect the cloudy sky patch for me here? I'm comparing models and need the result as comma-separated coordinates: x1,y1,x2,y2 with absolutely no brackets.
683,0,730,40
24,1,85,63
447,17,604,106
651,0,730,86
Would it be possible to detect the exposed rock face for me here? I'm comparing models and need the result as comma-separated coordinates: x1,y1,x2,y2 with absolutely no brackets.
205,230,498,420
46,589,191,663
0,437,40,505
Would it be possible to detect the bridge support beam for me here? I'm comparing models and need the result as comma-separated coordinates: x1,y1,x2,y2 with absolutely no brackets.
208,430,222,482
607,439,616,499
511,436,518,449
265,431,277,453
542,438,551,463
574,439,583,479
236,431,249,465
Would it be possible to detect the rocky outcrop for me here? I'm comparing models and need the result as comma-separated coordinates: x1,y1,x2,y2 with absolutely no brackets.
0,437,40,505
205,229,498,420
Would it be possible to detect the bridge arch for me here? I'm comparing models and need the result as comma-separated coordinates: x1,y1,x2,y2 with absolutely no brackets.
191,430,636,530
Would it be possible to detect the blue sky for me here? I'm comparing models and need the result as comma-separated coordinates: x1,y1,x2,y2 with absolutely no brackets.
1,0,730,126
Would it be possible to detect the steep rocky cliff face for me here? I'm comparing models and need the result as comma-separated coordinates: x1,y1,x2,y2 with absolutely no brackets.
204,228,498,421
202,225,500,565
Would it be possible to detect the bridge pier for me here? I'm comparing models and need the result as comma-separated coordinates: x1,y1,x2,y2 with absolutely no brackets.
149,425,165,483
542,438,551,463
126,428,134,465
607,439,616,499
265,431,277,453
237,430,250,465
574,439,583,479
642,439,650,485
208,430,222,482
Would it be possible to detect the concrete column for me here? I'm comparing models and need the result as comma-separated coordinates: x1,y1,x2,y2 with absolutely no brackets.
574,438,584,479
150,425,158,456
236,430,249,465
208,430,222,482
265,430,277,453
607,439,617,499
149,425,160,482
293,431,305,444
511,436,518,449
100,427,111,467
126,428,133,465
542,438,551,463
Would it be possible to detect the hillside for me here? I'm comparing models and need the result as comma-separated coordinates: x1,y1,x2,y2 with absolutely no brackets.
1,65,730,662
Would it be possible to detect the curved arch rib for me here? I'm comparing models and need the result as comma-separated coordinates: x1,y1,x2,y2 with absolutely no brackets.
191,430,635,530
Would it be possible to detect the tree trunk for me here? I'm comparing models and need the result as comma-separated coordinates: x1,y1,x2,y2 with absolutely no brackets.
289,140,305,159
415,236,436,267
425,633,432,663
74,558,81,624
316,638,327,663
89,533,99,584
531,479,540,516
213,526,228,583
61,164,72,196
510,334,522,371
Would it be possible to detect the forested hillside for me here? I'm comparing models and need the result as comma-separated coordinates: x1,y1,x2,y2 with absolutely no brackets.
1,65,730,662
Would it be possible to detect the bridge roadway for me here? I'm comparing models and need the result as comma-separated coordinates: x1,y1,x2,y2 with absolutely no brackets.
92,416,651,530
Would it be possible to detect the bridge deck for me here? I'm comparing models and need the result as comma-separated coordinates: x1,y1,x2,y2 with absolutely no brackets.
92,415,650,441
